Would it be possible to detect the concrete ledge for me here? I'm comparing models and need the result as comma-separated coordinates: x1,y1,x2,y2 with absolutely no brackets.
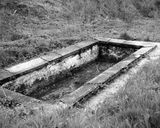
125,40,155,47
53,45,81,57
98,40,142,48
95,37,111,42
40,52,62,62
75,41,97,49
133,47,155,56
60,84,98,105
109,38,127,44
5,58,48,74
95,37,156,48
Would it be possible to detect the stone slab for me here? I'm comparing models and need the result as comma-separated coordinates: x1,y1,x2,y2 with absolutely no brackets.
95,37,157,48
133,46,156,56
6,58,47,74
75,41,97,49
109,38,126,44
54,45,81,57
95,37,111,42
96,38,142,48
41,52,62,62
95,37,153,47
86,71,114,84
60,84,98,105
125,40,155,47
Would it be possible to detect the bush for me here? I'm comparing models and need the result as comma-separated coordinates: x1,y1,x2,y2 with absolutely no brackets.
119,32,135,40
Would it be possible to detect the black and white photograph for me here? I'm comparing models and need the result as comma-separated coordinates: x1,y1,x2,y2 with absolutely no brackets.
0,0,160,128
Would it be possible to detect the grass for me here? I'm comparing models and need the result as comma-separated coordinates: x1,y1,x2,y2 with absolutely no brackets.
1,0,160,68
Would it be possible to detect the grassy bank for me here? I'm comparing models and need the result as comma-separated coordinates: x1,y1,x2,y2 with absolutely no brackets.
1,0,160,68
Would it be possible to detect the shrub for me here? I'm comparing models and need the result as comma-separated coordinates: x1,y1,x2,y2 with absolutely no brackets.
119,32,135,40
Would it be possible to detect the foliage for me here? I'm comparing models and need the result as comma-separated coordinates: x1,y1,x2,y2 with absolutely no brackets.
131,0,158,18
119,32,135,40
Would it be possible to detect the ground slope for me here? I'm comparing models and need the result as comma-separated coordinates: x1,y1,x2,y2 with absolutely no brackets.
0,0,160,68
